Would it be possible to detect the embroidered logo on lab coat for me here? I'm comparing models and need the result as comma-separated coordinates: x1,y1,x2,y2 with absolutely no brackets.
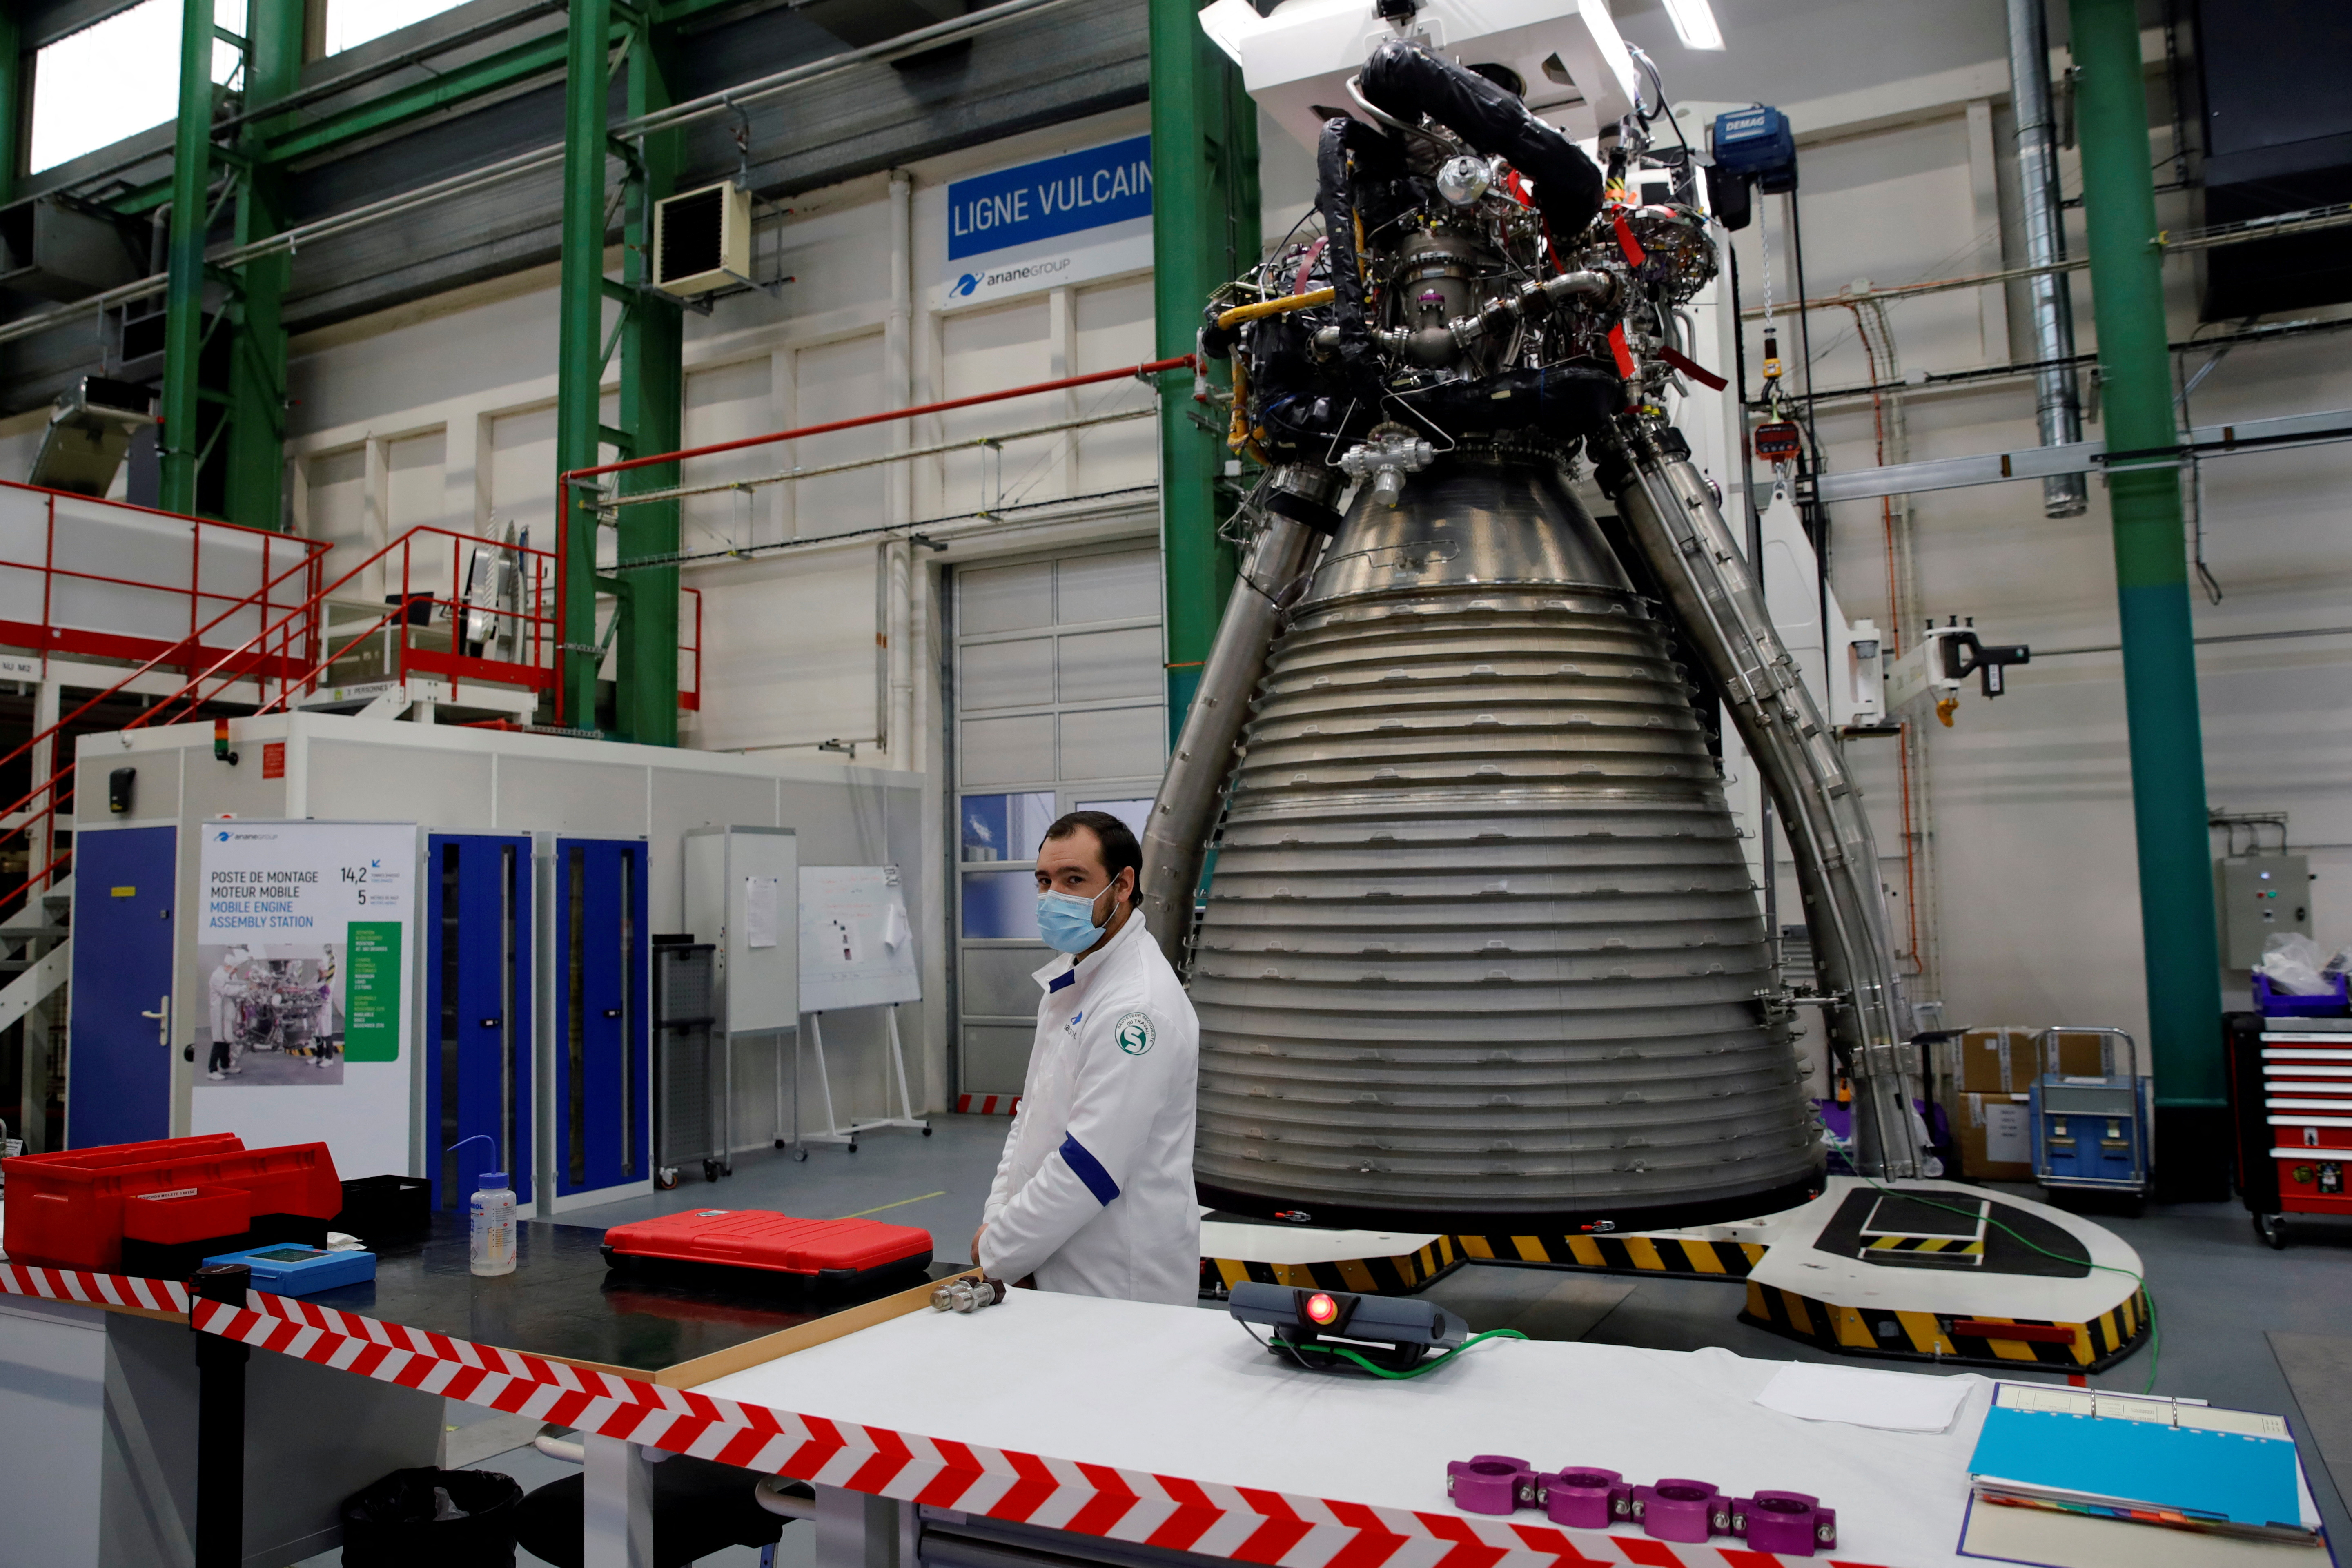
1114,1011,1154,1056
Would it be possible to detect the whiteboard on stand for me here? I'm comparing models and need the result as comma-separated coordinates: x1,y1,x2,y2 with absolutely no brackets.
799,866,920,1013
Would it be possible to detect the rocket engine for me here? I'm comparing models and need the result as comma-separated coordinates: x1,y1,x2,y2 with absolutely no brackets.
1142,29,1926,1233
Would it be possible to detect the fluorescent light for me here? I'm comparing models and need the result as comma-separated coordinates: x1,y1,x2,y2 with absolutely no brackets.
1662,0,1726,51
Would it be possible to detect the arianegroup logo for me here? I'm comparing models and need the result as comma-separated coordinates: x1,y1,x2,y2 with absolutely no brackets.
951,273,980,297
218,830,278,842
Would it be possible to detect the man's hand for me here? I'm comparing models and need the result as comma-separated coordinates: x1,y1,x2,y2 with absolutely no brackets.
970,1223,987,1267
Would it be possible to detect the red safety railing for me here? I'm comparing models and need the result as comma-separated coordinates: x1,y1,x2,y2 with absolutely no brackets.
0,479,328,680
681,586,702,712
550,353,1196,724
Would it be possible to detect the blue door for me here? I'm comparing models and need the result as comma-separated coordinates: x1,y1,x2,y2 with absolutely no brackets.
426,834,533,1209
67,826,178,1148
552,838,649,1196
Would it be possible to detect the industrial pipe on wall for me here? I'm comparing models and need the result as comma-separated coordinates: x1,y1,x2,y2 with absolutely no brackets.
2008,0,2089,518
886,171,918,771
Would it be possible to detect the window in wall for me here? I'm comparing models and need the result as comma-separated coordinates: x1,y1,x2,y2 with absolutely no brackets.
29,0,247,174
324,0,468,54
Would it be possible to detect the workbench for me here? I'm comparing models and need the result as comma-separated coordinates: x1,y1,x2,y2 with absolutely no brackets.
14,1222,2334,1568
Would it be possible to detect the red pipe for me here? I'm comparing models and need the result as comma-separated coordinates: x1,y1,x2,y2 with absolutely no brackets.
552,351,1198,724
566,353,1196,483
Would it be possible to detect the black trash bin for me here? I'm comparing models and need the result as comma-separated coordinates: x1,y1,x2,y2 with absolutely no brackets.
341,1466,523,1567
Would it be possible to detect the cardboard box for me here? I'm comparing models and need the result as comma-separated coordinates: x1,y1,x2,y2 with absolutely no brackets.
1955,1027,2036,1094
1956,1090,2034,1181
2041,1028,2124,1077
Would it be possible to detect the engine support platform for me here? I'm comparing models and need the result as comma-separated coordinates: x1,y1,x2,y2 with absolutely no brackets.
1201,1177,2149,1374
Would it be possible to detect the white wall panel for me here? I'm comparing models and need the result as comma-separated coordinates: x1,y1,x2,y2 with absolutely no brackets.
935,298,1052,518
1071,276,1158,496
682,356,779,553
386,428,451,595
791,334,887,539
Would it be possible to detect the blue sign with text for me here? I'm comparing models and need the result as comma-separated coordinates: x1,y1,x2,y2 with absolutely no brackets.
947,135,1152,261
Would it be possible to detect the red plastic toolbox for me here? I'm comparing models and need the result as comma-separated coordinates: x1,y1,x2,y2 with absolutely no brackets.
2,1135,342,1272
600,1209,932,1285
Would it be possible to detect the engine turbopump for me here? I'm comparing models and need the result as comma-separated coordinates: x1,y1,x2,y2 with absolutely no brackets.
1140,40,1925,1234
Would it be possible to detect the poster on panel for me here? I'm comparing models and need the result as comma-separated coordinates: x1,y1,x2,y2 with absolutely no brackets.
190,820,416,1178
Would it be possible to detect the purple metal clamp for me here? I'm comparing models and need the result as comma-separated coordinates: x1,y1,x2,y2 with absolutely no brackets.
1732,1491,1837,1556
1443,1456,1536,1516
1534,1468,1627,1531
1629,1479,1722,1544
1450,1460,1834,1557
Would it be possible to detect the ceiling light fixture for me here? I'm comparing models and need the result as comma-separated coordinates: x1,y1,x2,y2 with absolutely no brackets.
1662,0,1726,51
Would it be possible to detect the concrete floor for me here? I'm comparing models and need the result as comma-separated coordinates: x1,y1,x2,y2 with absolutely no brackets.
300,1118,2352,1565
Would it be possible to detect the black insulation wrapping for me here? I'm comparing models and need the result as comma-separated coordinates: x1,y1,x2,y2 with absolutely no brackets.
1358,40,1606,246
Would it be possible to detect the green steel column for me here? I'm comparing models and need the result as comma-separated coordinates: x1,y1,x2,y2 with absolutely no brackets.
159,0,218,516
554,0,615,728
613,23,682,745
223,0,304,532
0,10,22,207
2069,0,2227,1192
1151,0,1257,734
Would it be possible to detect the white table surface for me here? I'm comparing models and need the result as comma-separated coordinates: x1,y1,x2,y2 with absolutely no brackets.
697,1288,2008,1567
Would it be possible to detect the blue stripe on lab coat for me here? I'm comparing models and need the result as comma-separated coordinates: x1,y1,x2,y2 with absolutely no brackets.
1059,1134,1120,1205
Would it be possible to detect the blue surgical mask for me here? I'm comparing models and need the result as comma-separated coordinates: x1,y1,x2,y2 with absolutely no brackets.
1036,887,1109,953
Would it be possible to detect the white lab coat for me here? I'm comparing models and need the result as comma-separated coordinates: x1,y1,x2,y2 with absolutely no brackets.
978,912,1200,1305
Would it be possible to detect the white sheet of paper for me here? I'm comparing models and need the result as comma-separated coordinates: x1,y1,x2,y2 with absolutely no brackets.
1755,1361,1979,1433
745,875,780,950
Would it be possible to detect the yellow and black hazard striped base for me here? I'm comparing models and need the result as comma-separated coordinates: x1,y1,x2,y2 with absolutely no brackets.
1860,1234,1986,1266
1203,1235,1461,1296
1740,1280,2151,1372
1450,1232,1765,1279
1202,1230,1764,1295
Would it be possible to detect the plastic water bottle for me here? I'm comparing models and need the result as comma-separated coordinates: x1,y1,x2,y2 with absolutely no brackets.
469,1170,517,1277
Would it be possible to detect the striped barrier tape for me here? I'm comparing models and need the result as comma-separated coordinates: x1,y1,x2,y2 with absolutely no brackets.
190,1287,1877,1568
0,1261,191,1313
956,1094,1021,1116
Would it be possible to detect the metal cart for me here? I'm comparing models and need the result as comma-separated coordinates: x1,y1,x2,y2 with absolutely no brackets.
2028,1026,2151,1200
653,939,726,1187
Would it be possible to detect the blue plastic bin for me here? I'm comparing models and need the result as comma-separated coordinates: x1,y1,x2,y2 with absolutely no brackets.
2252,971,2350,1017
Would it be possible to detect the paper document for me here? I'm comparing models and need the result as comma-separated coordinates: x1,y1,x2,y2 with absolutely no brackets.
1755,1361,1979,1432
745,875,780,949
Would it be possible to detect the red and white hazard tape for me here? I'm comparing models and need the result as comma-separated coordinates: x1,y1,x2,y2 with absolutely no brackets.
191,1289,1874,1568
0,1262,190,1313
956,1094,1021,1116
0,1268,1871,1567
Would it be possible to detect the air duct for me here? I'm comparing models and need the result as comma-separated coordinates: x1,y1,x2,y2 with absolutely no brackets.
2008,0,2089,518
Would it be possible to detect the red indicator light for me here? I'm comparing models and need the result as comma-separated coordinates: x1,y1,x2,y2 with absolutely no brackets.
1305,1292,1339,1325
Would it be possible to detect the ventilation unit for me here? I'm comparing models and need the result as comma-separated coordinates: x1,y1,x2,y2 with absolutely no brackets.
653,182,753,297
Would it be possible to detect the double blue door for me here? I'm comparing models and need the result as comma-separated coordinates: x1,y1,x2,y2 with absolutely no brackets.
426,834,532,1209
66,826,178,1148
552,838,649,1197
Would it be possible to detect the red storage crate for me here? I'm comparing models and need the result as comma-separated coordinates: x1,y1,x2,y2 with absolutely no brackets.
120,1185,252,1245
601,1209,932,1285
2,1135,341,1272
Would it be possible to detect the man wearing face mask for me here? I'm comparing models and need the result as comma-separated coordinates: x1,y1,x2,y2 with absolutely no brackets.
971,809,1200,1304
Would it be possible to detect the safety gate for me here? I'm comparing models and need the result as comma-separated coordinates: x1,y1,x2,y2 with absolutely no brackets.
425,833,533,1209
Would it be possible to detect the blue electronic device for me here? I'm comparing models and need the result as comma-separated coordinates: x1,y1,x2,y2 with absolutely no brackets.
201,1242,378,1296
1711,106,1797,192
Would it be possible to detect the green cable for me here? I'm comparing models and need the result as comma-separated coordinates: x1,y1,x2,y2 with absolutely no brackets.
1854,1174,2159,1394
1272,1327,1528,1379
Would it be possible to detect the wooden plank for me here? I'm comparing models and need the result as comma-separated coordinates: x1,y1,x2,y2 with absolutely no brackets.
653,1270,970,1389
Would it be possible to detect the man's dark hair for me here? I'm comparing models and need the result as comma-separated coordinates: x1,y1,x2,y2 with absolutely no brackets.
1041,810,1143,902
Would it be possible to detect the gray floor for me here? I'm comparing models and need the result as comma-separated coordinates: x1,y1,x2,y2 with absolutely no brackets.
301,1121,2352,1564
